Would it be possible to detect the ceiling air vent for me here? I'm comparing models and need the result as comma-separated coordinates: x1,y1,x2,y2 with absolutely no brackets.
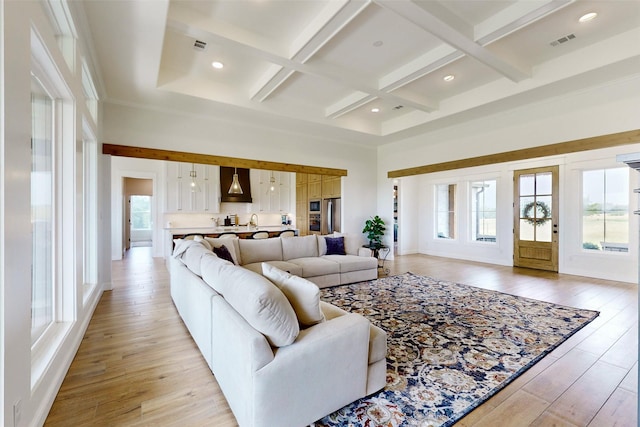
393,105,404,110
193,39,207,51
549,33,576,47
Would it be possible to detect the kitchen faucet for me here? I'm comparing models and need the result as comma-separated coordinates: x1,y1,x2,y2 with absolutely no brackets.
250,213,259,228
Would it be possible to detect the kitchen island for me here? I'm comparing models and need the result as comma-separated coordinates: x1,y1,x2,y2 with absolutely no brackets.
164,226,298,261
167,226,298,240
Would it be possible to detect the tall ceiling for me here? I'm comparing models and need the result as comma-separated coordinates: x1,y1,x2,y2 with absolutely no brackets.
81,0,640,146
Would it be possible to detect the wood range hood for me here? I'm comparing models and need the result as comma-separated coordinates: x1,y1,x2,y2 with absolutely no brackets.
220,166,252,203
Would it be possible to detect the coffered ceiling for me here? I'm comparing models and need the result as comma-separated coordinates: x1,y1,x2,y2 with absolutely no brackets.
81,0,640,144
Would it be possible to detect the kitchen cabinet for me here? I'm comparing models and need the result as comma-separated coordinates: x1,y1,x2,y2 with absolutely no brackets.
166,162,219,212
296,174,308,236
252,170,292,213
308,174,322,199
322,175,341,198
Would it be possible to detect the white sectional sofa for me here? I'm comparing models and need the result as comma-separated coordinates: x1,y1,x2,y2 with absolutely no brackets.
202,233,378,287
169,235,387,427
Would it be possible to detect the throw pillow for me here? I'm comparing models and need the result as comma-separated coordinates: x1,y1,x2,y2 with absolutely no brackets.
333,232,359,255
213,244,234,264
262,263,325,327
325,236,346,255
201,257,299,347
205,237,240,265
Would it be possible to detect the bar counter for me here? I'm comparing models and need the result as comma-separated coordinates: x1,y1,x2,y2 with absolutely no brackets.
167,226,298,239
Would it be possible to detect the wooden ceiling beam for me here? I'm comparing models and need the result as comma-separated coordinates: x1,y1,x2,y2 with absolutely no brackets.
388,129,640,178
102,143,348,176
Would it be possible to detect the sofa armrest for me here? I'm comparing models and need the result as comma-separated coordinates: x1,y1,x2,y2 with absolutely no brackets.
253,312,370,427
320,300,349,321
358,247,373,257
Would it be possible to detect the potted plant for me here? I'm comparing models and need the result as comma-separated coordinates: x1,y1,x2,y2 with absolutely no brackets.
362,215,386,249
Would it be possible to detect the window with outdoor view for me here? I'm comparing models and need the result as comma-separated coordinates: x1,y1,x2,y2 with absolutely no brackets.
31,75,54,344
582,168,629,252
436,184,456,239
471,180,497,242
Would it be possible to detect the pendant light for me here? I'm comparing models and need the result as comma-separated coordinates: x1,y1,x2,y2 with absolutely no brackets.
189,163,201,193
268,171,276,193
228,167,243,194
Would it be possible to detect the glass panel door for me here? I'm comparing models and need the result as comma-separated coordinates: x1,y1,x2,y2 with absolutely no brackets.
514,166,559,271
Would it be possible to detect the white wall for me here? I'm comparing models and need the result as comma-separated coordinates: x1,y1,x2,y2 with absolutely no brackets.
379,76,640,283
103,103,379,248
1,2,106,426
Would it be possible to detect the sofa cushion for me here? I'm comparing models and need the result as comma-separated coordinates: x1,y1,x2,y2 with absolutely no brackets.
289,257,340,277
181,241,214,276
322,254,378,273
281,235,318,260
325,236,346,255
238,238,283,265
368,324,387,364
262,263,325,327
199,253,233,287
333,232,362,256
201,255,299,347
193,235,212,250
205,237,241,265
243,261,303,277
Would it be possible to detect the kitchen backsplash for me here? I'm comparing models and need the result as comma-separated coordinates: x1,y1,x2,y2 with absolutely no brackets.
164,212,287,229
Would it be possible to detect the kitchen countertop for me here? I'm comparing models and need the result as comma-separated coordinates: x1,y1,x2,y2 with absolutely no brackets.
165,226,297,234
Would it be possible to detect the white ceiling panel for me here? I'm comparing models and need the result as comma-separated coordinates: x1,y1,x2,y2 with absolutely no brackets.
81,0,640,143
392,55,500,103
309,3,442,79
485,0,640,68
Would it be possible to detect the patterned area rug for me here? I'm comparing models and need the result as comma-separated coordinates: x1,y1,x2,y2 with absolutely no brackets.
315,272,599,427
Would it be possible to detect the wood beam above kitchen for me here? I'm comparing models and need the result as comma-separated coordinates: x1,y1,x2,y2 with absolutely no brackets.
102,143,348,176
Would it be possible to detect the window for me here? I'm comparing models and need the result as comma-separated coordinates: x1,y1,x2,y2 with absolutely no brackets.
582,168,629,252
31,26,78,389
31,76,55,344
471,180,497,242
131,195,152,230
83,134,98,293
436,184,456,239
130,195,152,246
81,60,98,122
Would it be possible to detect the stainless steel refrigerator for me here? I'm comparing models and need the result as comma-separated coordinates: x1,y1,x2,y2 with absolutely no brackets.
321,198,341,234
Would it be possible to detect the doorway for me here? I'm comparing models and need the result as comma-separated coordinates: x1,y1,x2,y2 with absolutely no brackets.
123,178,153,251
393,183,398,255
513,166,559,271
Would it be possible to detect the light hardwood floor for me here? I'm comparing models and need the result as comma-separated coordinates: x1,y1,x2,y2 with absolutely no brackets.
45,248,638,426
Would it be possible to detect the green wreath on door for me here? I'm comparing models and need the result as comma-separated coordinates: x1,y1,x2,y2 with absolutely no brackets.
522,201,551,226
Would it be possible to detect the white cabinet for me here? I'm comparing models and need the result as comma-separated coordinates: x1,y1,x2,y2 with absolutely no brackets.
251,170,292,213
166,162,219,212
200,164,220,212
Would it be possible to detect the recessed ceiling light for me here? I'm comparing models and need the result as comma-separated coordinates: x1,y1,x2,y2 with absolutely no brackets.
443,75,455,82
212,61,224,69
371,107,380,113
579,12,597,23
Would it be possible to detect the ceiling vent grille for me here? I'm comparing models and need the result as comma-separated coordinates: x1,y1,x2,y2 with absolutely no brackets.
549,33,576,47
193,40,207,51
393,105,404,110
